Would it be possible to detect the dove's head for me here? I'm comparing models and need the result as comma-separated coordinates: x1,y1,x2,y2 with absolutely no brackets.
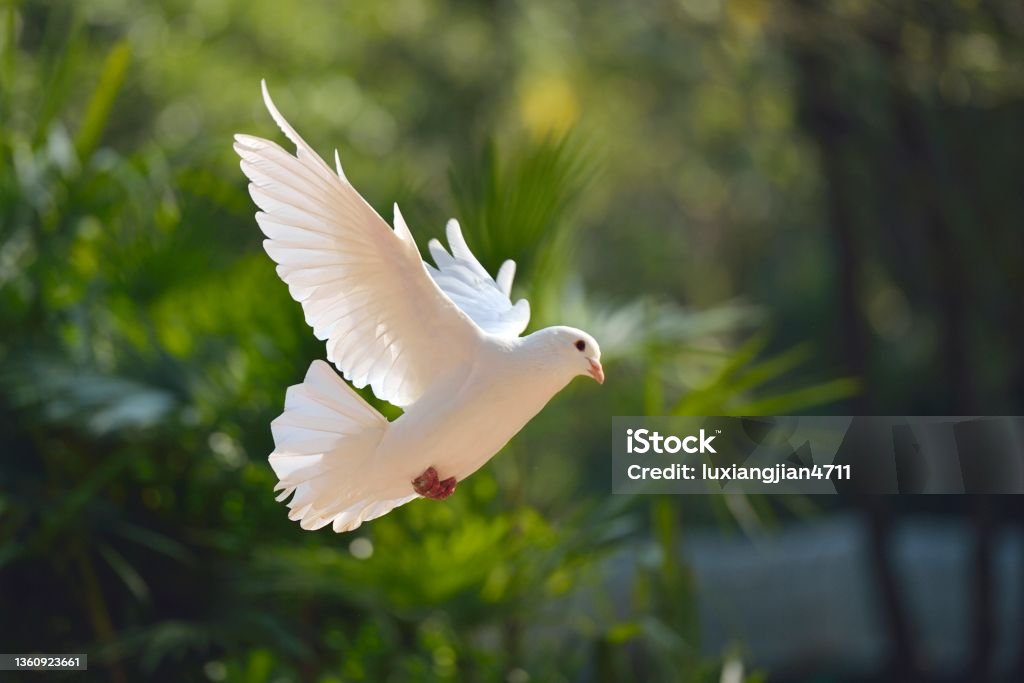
534,326,604,384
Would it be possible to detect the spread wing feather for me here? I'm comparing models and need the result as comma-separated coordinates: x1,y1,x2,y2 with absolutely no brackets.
426,220,531,338
234,81,481,407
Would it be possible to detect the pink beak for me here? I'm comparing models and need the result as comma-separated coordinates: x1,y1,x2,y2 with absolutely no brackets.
588,359,605,384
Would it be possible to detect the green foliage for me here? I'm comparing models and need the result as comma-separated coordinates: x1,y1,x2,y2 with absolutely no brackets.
447,136,595,318
5,0,1018,681
670,330,859,417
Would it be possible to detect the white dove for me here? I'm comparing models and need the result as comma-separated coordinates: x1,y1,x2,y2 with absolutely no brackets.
233,81,603,532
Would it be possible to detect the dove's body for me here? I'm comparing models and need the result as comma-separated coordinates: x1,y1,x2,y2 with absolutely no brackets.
378,334,573,489
236,81,602,532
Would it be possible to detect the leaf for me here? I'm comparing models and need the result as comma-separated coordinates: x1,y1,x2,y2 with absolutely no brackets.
447,134,596,319
672,330,771,415
730,377,861,415
75,40,131,162
6,360,177,435
727,344,811,397
31,7,84,147
109,520,197,565
606,621,643,644
98,543,150,603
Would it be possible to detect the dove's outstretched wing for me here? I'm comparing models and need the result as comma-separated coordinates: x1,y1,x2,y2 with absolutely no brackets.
426,220,531,338
233,81,482,407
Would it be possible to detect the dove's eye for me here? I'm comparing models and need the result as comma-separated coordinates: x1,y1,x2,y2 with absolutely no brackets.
575,340,586,352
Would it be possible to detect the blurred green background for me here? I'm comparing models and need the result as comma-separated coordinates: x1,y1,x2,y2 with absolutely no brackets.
2,1,1023,681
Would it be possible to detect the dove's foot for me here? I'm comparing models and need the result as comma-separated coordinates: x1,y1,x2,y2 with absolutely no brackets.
412,466,458,500
412,466,438,493
427,476,457,499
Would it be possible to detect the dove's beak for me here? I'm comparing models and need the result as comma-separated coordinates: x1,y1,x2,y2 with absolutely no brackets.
588,359,605,384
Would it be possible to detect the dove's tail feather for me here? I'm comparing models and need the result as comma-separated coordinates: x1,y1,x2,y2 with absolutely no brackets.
269,360,417,532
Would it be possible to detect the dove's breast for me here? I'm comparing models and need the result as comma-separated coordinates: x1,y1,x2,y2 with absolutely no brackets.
375,346,570,487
